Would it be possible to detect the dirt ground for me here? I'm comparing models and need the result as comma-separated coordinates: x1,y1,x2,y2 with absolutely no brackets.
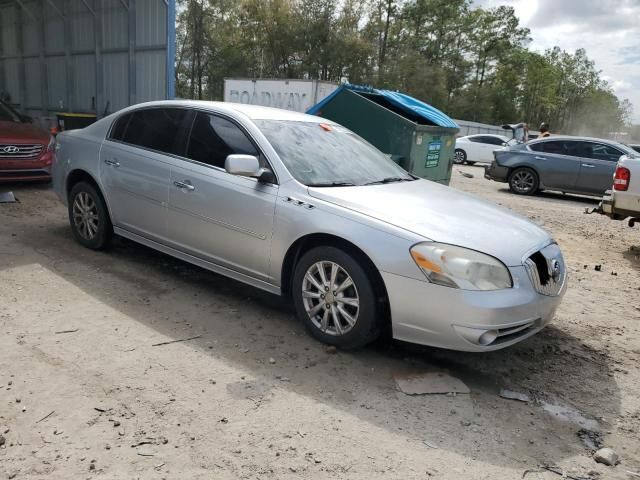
1,165,639,480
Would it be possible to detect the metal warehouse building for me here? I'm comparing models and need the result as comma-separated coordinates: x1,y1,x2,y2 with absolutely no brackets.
0,0,175,124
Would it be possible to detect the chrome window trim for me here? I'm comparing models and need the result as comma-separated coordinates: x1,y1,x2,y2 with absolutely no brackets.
103,106,280,186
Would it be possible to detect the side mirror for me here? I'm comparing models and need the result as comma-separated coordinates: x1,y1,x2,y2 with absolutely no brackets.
225,154,261,178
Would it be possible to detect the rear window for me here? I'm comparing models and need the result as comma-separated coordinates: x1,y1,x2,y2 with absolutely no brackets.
121,108,190,155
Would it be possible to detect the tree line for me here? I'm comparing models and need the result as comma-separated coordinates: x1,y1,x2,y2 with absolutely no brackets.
175,0,633,137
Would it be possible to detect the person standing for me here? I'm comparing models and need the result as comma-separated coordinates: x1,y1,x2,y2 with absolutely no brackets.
539,122,551,138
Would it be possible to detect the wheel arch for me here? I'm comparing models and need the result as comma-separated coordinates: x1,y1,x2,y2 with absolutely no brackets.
280,233,390,317
65,169,114,219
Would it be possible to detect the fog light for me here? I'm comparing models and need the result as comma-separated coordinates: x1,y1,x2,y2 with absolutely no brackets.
478,330,498,346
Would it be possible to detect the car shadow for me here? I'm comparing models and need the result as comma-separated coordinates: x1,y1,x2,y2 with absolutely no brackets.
1,198,622,472
496,188,601,205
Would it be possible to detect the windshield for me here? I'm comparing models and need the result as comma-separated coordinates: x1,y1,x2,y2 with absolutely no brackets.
254,119,414,186
0,101,22,123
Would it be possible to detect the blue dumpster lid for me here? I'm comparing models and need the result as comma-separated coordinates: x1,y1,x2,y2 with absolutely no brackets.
307,84,458,129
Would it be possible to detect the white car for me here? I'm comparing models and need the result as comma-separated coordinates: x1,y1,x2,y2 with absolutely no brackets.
455,134,511,165
600,154,640,226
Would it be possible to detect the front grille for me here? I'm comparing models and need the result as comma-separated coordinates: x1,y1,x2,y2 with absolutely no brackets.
0,144,44,159
524,243,566,296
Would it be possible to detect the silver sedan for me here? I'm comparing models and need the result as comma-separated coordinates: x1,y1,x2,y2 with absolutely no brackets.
52,100,567,351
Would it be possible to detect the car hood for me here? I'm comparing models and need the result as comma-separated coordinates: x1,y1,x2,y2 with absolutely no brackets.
0,120,49,144
307,179,551,266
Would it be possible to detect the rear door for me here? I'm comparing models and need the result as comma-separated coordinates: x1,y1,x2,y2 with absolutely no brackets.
528,140,580,190
100,107,191,243
573,142,622,195
165,111,278,281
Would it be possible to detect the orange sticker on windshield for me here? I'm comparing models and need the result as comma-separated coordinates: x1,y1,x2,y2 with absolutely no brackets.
319,123,332,132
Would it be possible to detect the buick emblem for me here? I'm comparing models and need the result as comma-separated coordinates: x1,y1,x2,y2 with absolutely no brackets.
549,259,562,282
2,145,19,154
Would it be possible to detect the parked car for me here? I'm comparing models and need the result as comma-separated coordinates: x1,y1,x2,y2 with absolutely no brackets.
598,154,640,226
454,134,511,165
485,136,639,196
0,100,54,182
52,100,567,352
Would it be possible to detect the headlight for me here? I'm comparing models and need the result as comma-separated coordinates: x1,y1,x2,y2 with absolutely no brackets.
46,135,56,152
410,242,512,291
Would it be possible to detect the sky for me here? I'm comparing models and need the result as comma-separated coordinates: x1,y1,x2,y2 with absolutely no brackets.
473,0,640,123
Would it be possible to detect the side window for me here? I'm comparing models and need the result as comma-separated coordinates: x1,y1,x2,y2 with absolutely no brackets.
122,108,190,155
590,144,624,162
531,141,566,155
186,112,259,169
565,141,589,158
468,136,483,143
109,112,132,141
485,136,506,146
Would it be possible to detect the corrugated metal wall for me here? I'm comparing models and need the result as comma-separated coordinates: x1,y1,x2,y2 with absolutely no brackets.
0,0,175,121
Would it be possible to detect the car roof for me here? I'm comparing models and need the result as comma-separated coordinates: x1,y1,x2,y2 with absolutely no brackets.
467,133,506,137
528,135,621,144
122,100,329,123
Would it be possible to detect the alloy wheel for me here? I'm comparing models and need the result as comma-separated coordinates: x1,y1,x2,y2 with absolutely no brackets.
511,170,535,193
301,261,359,336
454,150,465,164
72,191,99,240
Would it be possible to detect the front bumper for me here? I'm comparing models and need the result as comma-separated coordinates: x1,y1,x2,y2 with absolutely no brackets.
383,265,566,352
0,152,53,182
484,162,509,182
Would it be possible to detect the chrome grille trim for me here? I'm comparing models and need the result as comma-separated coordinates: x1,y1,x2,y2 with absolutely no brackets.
524,243,566,297
0,144,44,158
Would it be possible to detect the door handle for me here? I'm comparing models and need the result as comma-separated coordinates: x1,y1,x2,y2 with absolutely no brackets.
581,164,596,168
173,180,195,191
534,156,547,160
104,158,120,167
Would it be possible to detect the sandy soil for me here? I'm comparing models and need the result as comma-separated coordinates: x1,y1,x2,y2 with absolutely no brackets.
0,165,639,479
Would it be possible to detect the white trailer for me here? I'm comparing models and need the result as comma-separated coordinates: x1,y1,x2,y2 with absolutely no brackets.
224,78,338,113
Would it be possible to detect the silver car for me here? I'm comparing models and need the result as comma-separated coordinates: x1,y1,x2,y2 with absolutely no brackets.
52,100,567,351
485,135,639,196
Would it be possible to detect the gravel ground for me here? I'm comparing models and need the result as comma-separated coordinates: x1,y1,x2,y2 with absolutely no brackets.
0,165,639,479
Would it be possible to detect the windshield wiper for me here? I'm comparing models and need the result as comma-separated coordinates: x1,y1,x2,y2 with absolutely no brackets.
307,181,357,187
363,177,413,186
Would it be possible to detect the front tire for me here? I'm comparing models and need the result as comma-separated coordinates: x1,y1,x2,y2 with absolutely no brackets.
454,149,467,164
68,181,113,250
292,246,381,349
508,167,539,195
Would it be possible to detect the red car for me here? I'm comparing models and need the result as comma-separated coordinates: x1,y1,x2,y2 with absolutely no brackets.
0,100,54,182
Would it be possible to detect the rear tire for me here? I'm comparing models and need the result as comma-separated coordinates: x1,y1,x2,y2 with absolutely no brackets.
454,149,466,164
68,181,113,250
292,246,381,349
508,167,539,195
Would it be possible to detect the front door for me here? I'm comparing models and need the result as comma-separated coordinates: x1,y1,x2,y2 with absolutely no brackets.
99,107,191,243
574,142,621,195
166,111,278,281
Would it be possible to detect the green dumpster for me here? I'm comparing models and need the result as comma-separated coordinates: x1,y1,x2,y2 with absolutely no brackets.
307,84,459,185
